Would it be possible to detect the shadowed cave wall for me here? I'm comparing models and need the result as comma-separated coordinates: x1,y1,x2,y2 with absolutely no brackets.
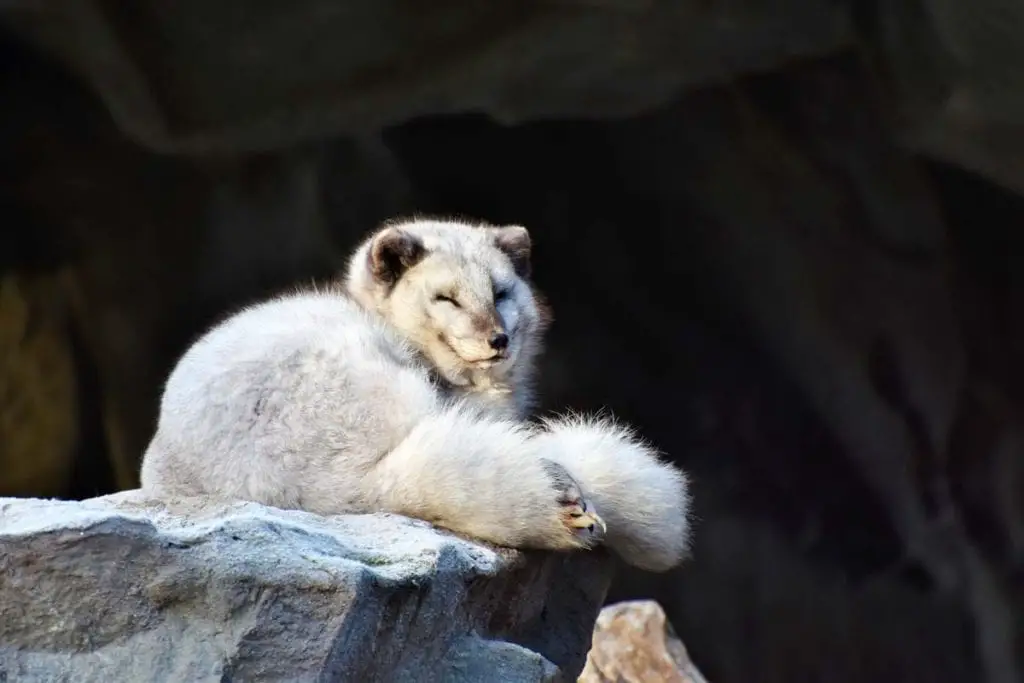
2,4,1023,682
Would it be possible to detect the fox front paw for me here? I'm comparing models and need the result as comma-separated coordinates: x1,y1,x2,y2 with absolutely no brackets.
540,459,606,547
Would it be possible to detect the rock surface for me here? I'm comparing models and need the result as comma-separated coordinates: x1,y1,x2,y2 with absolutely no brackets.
8,0,1024,196
0,0,853,154
0,490,613,682
579,600,709,683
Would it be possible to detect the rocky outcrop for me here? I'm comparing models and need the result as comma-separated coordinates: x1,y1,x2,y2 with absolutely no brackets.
0,0,853,155
579,600,709,683
7,0,1024,196
3,2,1024,682
0,491,613,682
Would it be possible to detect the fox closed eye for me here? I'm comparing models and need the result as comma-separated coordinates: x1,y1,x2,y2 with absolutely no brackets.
494,288,512,303
434,293,460,307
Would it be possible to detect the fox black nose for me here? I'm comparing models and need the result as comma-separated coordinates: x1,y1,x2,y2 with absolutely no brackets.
488,332,509,351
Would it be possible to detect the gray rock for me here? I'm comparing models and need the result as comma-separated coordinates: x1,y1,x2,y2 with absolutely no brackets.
0,490,612,682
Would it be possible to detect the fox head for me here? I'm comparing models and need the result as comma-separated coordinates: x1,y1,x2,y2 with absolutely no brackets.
345,217,548,390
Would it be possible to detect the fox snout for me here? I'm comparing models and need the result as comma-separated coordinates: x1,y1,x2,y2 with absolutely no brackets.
448,316,511,363
472,314,509,354
479,318,509,357
488,331,509,351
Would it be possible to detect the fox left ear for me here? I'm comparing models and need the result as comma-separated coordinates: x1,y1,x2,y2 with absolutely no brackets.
368,227,426,286
491,225,532,278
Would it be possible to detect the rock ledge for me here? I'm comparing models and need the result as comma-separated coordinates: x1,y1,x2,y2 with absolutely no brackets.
0,490,613,682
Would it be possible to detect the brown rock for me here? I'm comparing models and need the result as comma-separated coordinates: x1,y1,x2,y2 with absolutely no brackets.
579,600,709,683
0,272,77,497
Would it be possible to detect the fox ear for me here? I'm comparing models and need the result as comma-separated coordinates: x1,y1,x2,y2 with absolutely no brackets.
492,224,532,278
368,227,426,286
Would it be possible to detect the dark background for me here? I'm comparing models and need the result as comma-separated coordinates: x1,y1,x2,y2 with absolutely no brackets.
2,2,1022,682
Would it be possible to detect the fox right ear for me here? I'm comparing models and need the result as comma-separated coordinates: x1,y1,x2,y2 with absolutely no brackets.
491,224,532,278
368,228,426,286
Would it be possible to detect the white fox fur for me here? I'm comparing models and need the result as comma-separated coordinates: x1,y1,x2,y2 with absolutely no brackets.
140,217,691,572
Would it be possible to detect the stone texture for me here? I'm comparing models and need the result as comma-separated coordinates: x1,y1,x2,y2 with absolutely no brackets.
0,490,613,682
579,600,709,683
10,0,1024,196
0,272,78,497
870,0,1024,195
0,0,853,154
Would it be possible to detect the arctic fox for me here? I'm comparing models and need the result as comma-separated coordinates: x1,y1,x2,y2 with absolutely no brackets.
140,217,691,572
